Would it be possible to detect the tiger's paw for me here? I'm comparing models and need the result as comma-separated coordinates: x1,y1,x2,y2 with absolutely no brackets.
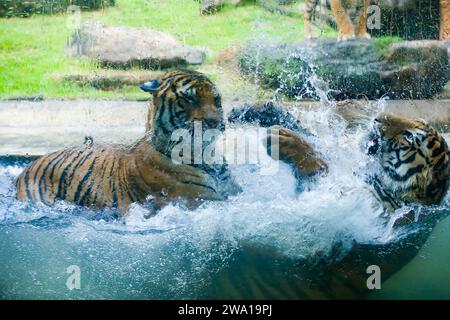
305,30,318,41
263,126,328,178
337,33,356,42
356,32,371,40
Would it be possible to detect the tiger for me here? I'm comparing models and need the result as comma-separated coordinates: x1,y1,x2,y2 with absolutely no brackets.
268,112,450,211
367,112,450,211
15,70,241,214
222,103,450,299
306,0,450,41
229,103,450,211
305,0,371,40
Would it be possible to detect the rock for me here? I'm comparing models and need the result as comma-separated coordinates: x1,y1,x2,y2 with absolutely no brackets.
370,0,440,40
274,0,297,4
256,0,302,17
381,41,450,98
200,0,224,14
0,0,115,17
444,40,450,64
66,21,206,69
239,40,450,100
239,40,384,100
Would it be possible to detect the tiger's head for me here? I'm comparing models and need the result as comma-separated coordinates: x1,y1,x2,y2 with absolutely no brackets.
368,113,450,210
140,70,225,156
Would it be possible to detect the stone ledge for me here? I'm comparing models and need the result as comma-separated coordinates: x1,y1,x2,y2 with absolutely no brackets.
2,99,450,156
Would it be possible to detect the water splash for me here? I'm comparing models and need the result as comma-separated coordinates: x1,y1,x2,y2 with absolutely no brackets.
1,97,432,299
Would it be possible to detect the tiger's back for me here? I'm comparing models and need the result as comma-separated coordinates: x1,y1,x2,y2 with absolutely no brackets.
441,0,450,40
16,147,120,207
15,138,232,213
15,70,240,213
15,145,135,209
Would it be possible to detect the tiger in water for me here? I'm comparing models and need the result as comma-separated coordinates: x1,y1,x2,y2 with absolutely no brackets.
15,70,242,214
229,102,450,211
276,112,449,211
14,72,450,298
222,102,450,299
16,70,327,214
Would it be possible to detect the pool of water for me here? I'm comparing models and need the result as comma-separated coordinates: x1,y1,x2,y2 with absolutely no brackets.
0,102,449,299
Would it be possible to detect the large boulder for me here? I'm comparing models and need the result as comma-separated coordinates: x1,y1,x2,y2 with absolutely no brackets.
381,41,450,98
66,21,206,69
239,40,450,100
0,0,115,18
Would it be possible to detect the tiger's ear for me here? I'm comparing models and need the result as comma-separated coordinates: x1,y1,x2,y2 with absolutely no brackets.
139,80,161,93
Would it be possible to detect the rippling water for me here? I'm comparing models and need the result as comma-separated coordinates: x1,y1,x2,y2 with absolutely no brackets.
1,102,449,299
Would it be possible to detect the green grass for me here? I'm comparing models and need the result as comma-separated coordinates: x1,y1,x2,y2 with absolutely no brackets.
0,0,337,99
373,36,403,58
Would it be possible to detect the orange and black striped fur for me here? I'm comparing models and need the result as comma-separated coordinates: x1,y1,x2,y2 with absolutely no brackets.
229,105,450,211
441,0,450,40
15,70,241,214
368,113,450,211
305,0,371,40
201,112,450,299
226,106,450,299
306,0,450,41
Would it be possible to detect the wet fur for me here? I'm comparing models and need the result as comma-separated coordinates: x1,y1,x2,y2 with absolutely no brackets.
228,105,450,210
15,70,241,214
370,113,450,210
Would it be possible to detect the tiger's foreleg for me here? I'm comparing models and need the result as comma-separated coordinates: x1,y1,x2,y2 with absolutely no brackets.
441,0,450,40
330,0,355,41
130,147,235,211
304,0,320,39
263,126,328,190
354,0,371,39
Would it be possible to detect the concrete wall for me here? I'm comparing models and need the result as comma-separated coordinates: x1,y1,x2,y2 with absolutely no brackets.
1,99,450,156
